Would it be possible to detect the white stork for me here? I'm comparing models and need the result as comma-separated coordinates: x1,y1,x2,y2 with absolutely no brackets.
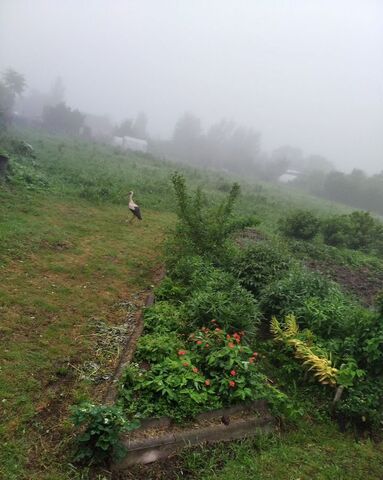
128,191,142,222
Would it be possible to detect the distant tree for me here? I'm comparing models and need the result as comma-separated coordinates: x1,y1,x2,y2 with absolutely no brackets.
291,169,327,196
49,77,65,105
293,166,383,216
173,113,202,145
205,119,236,169
0,68,26,128
114,118,134,137
205,119,260,173
228,125,260,172
261,158,289,182
0,81,14,128
3,68,26,96
17,88,50,118
305,154,334,173
173,113,203,163
131,112,148,139
271,145,303,170
322,171,349,203
84,113,113,138
42,102,85,136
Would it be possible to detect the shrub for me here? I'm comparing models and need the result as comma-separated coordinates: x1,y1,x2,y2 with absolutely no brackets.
143,301,184,334
70,403,138,465
231,242,292,296
259,267,335,321
322,211,383,253
7,158,49,190
279,209,321,240
347,211,378,250
154,276,188,303
336,377,383,429
164,254,213,295
135,333,183,364
187,325,270,403
321,215,351,247
271,315,339,386
171,172,257,263
183,268,260,333
375,291,383,315
299,294,357,339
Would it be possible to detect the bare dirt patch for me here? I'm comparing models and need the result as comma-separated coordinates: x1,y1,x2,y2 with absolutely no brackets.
305,259,383,306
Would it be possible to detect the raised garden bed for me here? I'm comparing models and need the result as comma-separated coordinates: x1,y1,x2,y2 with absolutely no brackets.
100,276,276,468
114,400,275,469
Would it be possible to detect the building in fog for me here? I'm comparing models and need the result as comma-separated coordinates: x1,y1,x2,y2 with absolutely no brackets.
112,135,148,153
278,169,302,183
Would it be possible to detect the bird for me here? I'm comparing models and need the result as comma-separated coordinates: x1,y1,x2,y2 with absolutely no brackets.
128,191,142,222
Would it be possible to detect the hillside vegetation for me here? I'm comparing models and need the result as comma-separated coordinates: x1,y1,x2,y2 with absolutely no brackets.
0,129,382,480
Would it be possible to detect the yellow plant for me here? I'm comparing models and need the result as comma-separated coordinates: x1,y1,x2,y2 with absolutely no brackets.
271,315,338,386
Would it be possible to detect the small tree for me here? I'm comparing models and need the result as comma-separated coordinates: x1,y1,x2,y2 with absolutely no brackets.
3,68,26,96
0,68,26,129
42,102,85,136
171,173,254,263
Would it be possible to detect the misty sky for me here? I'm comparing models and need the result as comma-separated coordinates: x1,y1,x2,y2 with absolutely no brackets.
1,0,382,173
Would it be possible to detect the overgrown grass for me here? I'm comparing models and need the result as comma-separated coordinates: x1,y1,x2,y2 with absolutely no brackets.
179,420,383,480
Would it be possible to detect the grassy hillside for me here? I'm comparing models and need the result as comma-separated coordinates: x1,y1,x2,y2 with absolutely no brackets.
0,129,382,480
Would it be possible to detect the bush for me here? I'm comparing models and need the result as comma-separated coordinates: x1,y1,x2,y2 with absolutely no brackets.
171,172,257,264
154,276,188,303
70,403,138,465
183,268,260,333
231,242,292,296
143,301,184,334
7,159,49,190
336,377,383,429
279,209,321,240
322,211,383,253
259,267,336,321
163,254,213,295
135,333,183,364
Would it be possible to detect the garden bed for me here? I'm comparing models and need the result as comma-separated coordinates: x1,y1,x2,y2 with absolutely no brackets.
114,400,275,469
101,277,276,467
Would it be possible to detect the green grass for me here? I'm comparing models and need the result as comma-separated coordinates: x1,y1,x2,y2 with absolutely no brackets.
178,420,383,480
0,128,382,479
0,186,173,479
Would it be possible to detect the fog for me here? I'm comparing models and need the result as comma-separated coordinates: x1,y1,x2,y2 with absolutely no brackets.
1,0,382,173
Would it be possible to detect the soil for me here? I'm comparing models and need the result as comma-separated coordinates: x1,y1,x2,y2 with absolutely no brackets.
111,455,195,480
304,259,383,306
